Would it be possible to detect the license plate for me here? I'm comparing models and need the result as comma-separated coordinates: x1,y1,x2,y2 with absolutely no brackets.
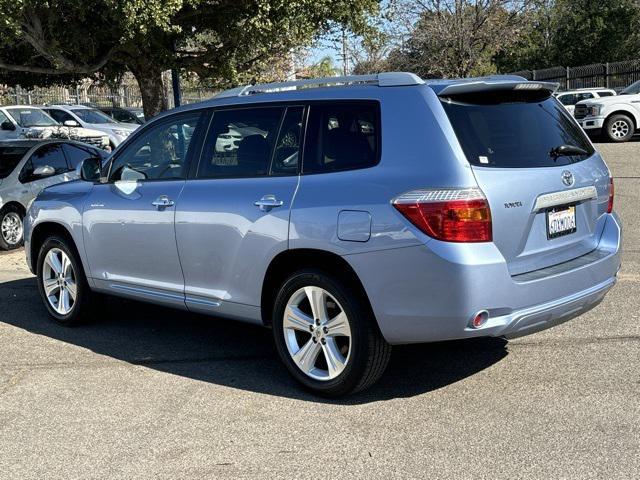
546,205,577,239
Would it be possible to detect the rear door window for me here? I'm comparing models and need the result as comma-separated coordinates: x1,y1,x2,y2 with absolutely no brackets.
303,102,380,174
198,107,284,179
440,91,594,168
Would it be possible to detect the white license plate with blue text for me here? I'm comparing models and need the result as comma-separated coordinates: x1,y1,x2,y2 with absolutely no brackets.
546,205,577,239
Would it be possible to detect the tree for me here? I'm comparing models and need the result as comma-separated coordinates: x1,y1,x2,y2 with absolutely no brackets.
0,1,379,117
495,0,640,72
385,0,533,78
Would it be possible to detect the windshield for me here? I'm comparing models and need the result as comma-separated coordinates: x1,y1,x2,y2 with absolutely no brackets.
71,108,117,124
0,146,29,178
6,108,58,127
440,90,594,168
620,80,640,95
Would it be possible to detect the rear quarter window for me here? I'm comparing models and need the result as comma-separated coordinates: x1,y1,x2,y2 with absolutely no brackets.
441,91,594,168
303,102,380,174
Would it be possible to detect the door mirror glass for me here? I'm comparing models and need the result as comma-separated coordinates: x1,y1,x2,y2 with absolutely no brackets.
63,120,80,127
79,157,103,182
1,121,15,131
33,165,56,178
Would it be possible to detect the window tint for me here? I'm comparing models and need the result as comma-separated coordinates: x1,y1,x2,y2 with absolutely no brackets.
112,110,138,123
0,111,10,125
271,107,304,175
597,91,614,97
109,112,201,182
558,92,593,106
0,146,29,179
21,143,68,182
6,108,57,127
303,102,379,173
62,144,102,169
45,109,74,124
441,91,595,168
198,107,283,179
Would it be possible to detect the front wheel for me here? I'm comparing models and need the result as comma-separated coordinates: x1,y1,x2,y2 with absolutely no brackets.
0,206,24,250
272,269,391,397
36,236,93,326
605,114,635,142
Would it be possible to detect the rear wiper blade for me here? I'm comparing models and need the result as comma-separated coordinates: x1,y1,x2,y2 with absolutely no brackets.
549,144,589,159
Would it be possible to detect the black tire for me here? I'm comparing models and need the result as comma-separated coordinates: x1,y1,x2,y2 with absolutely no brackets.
272,269,391,397
36,235,93,326
0,205,24,250
605,114,635,142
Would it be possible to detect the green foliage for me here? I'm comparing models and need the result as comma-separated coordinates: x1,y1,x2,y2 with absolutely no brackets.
0,0,379,113
496,0,640,72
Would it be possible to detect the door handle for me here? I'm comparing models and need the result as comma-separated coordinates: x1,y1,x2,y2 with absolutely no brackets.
254,195,284,212
152,195,175,208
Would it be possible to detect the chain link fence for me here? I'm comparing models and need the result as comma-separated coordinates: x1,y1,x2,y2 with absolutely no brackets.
510,59,640,92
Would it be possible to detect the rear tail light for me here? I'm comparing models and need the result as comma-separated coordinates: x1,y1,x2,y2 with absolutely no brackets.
392,188,492,242
607,177,614,213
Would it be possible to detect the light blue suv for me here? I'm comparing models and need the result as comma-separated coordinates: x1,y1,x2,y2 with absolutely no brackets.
24,73,622,396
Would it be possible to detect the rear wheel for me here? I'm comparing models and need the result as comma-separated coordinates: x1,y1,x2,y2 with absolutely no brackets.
0,205,24,250
36,236,93,326
605,114,635,142
272,269,391,397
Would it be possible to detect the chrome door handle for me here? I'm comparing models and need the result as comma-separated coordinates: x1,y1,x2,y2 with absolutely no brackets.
152,195,175,208
254,195,284,212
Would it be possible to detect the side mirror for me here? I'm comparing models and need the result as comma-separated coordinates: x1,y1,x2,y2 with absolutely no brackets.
33,165,56,178
79,157,103,182
63,120,80,127
1,121,16,131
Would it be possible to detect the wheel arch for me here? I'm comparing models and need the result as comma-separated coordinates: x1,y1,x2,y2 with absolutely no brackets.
0,201,27,218
260,248,374,327
29,221,77,273
605,109,640,129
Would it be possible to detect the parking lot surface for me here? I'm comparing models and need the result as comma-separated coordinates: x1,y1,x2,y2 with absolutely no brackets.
1,142,639,479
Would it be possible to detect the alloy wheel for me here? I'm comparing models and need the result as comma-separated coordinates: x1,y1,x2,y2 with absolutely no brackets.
610,120,630,139
283,286,352,381
1,212,23,246
42,248,77,315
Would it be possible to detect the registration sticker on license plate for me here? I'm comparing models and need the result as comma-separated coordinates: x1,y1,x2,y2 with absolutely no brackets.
546,205,577,239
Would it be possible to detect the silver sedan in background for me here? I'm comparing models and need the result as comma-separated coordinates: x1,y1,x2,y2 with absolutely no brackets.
0,139,107,249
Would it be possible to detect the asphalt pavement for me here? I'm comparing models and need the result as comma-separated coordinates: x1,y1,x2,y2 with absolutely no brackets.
1,141,639,479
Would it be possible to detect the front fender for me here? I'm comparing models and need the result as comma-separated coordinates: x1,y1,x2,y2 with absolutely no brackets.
25,182,93,281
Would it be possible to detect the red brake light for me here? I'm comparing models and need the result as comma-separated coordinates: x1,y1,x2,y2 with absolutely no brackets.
393,188,492,242
607,177,614,213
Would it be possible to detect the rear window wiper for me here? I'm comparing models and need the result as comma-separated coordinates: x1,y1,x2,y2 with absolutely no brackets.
549,144,589,160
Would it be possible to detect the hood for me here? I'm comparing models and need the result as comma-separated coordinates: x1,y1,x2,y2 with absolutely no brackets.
21,125,107,139
87,122,139,133
577,93,639,106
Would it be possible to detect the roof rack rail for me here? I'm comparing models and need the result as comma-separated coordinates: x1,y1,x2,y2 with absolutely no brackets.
214,72,424,99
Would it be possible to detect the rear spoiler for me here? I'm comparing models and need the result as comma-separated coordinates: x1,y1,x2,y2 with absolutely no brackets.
434,80,559,98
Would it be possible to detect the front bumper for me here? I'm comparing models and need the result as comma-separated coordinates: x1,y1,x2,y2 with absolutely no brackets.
345,213,622,345
578,115,605,132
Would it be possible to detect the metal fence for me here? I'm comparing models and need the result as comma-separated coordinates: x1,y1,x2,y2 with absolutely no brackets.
510,59,640,92
0,78,218,109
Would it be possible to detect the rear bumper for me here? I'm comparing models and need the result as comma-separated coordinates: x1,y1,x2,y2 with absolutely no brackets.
345,213,622,345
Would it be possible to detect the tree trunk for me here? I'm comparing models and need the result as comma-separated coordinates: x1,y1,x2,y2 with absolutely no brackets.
129,61,167,119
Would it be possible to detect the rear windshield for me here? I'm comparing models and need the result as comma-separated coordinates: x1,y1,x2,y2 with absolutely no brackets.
0,146,29,179
441,91,594,168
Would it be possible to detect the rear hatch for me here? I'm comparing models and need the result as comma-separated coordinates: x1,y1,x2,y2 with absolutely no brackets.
438,82,611,276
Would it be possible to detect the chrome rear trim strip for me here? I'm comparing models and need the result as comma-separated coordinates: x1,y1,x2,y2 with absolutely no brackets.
533,186,597,211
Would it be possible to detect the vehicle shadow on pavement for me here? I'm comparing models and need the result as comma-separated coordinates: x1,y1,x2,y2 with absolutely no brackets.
1,277,508,404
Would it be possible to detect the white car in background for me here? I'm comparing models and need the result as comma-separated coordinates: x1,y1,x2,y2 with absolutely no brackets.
0,106,109,149
555,88,616,115
574,80,640,142
42,104,139,148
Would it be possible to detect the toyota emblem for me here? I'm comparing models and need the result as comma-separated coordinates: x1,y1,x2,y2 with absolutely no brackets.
561,170,574,187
